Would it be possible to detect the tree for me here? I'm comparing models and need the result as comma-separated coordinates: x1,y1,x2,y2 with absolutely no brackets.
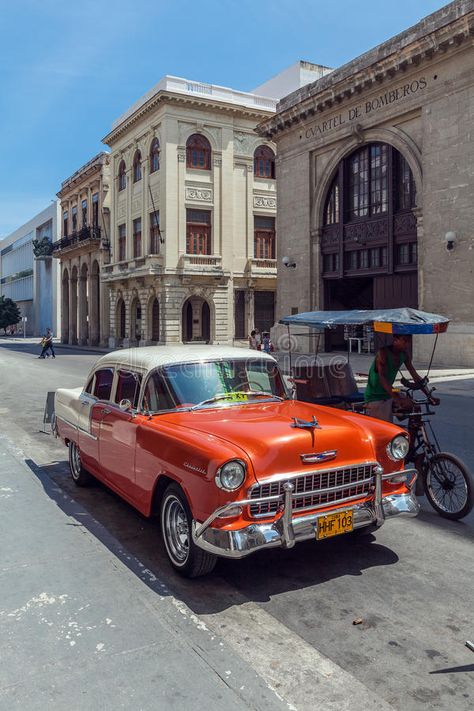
0,296,22,334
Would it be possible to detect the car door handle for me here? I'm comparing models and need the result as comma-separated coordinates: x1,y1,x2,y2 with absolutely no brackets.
101,408,111,416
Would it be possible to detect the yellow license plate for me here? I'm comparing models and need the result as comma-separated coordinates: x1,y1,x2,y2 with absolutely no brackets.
316,510,353,540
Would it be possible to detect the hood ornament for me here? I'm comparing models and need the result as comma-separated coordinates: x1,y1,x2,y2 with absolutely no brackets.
301,450,337,464
291,416,321,430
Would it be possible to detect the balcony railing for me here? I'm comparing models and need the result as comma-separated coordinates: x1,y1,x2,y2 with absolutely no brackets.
178,254,223,273
247,257,277,273
53,225,102,254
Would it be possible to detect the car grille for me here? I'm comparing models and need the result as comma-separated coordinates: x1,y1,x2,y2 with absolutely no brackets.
249,464,374,517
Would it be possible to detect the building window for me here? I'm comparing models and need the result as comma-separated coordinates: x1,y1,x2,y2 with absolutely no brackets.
118,160,126,191
324,178,339,225
186,209,211,254
92,193,99,227
132,150,142,183
72,206,78,232
396,242,417,266
118,224,126,262
186,134,211,170
150,138,160,173
323,253,339,274
150,211,160,253
254,216,275,259
133,218,142,258
347,144,388,220
254,145,275,179
397,154,417,210
63,211,68,237
81,199,87,227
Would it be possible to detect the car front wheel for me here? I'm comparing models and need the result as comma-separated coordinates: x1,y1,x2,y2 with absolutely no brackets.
160,483,217,578
68,441,92,487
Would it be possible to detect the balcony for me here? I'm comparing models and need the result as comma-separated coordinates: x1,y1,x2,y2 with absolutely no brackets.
53,226,103,256
177,254,224,277
101,254,165,282
246,258,277,276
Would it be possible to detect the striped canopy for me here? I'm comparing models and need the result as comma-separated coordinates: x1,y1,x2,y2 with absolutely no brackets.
280,308,449,334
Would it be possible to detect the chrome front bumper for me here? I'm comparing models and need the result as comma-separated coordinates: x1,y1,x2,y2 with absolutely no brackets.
192,467,420,559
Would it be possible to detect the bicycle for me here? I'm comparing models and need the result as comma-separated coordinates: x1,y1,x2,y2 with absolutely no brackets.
393,376,473,520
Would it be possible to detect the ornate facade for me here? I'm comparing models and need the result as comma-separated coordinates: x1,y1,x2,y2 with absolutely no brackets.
101,76,278,347
260,1,474,365
54,152,111,346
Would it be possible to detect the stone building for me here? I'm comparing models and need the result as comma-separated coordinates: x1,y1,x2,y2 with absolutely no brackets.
0,202,61,336
259,1,474,366
54,152,111,346
100,75,284,347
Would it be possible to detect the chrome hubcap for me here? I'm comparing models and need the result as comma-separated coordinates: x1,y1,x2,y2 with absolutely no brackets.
71,444,81,479
163,495,189,565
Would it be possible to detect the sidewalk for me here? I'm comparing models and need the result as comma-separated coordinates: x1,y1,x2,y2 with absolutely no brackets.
0,436,287,711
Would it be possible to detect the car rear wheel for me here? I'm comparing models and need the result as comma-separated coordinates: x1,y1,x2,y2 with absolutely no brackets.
68,441,92,487
160,483,217,578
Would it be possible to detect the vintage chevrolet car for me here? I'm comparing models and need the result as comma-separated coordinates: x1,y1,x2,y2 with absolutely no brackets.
55,345,419,577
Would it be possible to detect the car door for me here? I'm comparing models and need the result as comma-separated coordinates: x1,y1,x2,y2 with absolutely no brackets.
98,369,143,502
78,369,113,474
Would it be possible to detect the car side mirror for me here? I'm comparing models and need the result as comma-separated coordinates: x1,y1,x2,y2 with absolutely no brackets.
119,398,133,413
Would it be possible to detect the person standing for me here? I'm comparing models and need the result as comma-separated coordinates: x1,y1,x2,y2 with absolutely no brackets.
248,330,258,349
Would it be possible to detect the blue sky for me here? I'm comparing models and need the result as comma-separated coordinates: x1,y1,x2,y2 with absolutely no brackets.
0,0,446,238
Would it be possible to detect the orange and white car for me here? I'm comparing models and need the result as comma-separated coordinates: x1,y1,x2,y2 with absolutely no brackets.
54,346,419,577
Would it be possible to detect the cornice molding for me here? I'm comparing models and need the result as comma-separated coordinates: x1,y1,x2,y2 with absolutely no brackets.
259,11,474,138
103,91,274,147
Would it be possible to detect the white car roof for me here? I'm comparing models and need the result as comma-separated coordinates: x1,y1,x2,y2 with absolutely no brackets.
91,345,276,375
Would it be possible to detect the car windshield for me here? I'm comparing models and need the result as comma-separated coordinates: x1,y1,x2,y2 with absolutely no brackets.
144,358,287,413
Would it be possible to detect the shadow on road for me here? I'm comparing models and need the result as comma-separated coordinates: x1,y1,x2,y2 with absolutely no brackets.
25,457,400,615
0,342,105,357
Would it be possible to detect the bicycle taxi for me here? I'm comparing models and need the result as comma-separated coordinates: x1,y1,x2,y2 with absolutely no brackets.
280,307,473,520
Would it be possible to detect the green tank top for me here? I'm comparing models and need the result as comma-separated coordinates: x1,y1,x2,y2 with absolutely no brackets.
365,348,406,402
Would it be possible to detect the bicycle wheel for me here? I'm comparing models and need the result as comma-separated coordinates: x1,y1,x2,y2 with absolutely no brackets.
424,452,474,520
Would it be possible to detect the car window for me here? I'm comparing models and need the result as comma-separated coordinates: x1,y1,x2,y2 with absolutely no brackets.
144,372,175,412
161,359,286,408
115,370,142,408
93,368,114,401
84,377,94,395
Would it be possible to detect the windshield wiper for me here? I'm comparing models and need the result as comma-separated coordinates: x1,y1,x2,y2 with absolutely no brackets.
190,391,285,411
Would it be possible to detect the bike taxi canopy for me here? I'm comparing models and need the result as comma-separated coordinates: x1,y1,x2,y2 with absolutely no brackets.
279,308,449,335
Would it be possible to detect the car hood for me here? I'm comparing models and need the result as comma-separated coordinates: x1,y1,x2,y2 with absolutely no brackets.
163,400,391,483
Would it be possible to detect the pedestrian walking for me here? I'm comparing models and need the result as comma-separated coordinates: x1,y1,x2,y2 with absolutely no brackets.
38,328,55,359
248,330,258,349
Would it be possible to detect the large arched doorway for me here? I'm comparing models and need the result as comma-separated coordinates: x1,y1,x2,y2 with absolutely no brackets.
61,268,69,344
182,297,211,343
321,142,418,349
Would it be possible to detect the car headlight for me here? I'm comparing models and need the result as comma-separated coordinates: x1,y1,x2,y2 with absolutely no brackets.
215,460,246,491
387,435,409,461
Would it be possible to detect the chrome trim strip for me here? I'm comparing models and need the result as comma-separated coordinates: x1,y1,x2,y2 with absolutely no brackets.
56,415,78,431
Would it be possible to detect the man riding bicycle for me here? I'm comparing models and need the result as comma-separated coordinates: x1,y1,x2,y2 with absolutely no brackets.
364,334,439,423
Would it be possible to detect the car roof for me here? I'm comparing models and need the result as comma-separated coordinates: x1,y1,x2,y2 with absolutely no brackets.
91,345,276,375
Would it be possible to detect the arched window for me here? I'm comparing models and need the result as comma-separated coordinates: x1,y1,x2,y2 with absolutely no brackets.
254,145,275,179
186,134,211,170
118,160,126,191
323,177,339,226
150,138,160,173
320,142,418,281
133,150,142,183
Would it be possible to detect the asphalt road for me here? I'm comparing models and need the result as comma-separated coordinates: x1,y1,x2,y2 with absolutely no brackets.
1,340,474,710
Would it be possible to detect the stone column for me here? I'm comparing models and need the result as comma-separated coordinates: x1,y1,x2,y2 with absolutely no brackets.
78,273,88,345
89,268,100,346
61,270,69,344
69,274,78,345
247,287,255,336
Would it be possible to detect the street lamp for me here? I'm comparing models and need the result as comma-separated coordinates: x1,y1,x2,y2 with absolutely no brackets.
282,255,296,268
